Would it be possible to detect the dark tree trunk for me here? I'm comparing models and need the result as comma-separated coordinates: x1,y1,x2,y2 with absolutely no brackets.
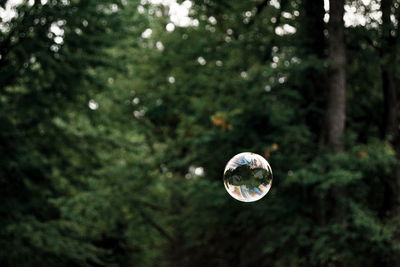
381,0,398,140
299,0,327,143
326,0,346,153
382,66,397,139
325,1,347,266
300,0,325,58
381,0,399,215
380,0,400,265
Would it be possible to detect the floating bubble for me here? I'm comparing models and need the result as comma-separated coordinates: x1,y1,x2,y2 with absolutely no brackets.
223,152,272,202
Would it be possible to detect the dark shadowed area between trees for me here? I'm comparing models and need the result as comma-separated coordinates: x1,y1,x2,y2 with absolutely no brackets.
1,0,400,266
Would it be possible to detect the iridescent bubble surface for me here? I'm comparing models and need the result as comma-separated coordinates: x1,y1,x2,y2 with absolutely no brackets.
223,152,273,202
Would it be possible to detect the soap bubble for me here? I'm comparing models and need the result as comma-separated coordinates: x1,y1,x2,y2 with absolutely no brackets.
223,152,272,202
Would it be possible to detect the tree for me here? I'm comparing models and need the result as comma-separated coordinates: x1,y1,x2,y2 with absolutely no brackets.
1,0,399,266
380,0,400,264
298,0,327,143
0,1,161,266
326,0,346,153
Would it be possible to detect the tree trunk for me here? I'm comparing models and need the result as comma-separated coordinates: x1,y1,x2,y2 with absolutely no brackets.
326,0,346,153
299,0,327,144
380,0,400,265
381,0,398,140
300,0,325,58
325,1,347,266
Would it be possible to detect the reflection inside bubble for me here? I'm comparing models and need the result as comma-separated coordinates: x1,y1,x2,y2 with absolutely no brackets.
223,152,272,202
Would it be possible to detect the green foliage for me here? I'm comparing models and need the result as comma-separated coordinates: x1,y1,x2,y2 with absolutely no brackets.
1,0,399,266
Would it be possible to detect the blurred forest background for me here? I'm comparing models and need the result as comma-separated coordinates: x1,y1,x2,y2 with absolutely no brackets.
1,0,400,266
